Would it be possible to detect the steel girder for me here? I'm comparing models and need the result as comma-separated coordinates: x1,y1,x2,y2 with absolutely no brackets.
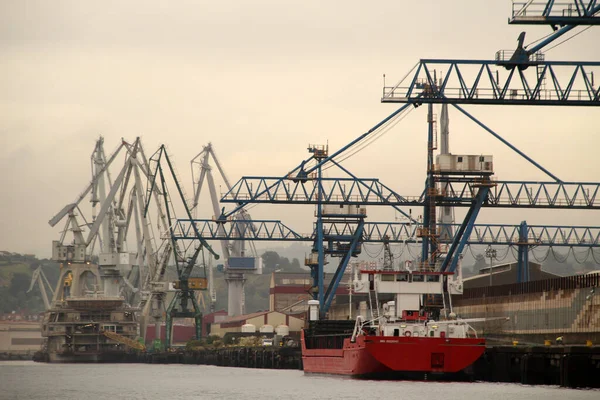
509,1,600,25
221,176,416,206
221,176,600,209
173,219,308,241
322,220,365,314
436,180,600,209
441,186,491,273
441,222,600,247
381,59,600,106
174,219,600,247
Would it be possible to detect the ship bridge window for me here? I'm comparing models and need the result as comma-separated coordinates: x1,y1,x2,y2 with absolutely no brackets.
381,274,394,282
426,275,440,282
457,156,463,162
396,274,409,282
479,156,485,162
412,274,424,282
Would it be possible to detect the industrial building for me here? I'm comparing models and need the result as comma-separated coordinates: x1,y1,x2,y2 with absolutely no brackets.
269,272,350,313
268,271,366,317
0,320,43,358
464,262,561,289
453,273,600,344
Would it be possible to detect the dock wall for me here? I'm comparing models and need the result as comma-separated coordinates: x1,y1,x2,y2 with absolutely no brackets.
453,274,600,344
31,343,599,388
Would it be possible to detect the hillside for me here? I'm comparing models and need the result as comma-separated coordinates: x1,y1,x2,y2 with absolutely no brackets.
0,252,61,314
3,248,596,316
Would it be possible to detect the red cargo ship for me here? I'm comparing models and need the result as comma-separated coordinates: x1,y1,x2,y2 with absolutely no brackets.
301,268,486,379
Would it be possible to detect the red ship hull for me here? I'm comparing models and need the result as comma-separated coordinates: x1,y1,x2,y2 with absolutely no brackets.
301,330,485,379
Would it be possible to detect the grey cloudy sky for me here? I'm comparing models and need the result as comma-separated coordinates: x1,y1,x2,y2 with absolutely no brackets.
1,1,599,257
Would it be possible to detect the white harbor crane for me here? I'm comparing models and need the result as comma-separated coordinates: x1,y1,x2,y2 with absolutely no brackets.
46,137,174,343
47,138,170,307
191,143,262,316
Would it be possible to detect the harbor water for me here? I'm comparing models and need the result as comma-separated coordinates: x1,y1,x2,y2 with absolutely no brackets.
1,361,598,400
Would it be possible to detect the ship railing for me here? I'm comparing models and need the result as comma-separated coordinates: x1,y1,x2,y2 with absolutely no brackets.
432,316,509,338
350,315,383,342
465,323,478,338
350,315,365,343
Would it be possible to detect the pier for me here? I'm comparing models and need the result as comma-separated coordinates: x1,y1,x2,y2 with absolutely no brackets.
131,345,303,370
472,345,600,388
91,344,600,389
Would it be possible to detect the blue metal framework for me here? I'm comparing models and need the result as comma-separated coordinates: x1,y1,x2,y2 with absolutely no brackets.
221,176,600,209
322,220,364,313
441,186,491,273
326,221,418,243
381,59,600,106
443,222,600,247
436,180,600,209
174,219,308,241
173,218,600,247
510,1,600,25
221,176,416,205
173,215,600,292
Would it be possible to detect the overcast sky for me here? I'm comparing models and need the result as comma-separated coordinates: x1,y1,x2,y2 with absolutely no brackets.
1,1,599,258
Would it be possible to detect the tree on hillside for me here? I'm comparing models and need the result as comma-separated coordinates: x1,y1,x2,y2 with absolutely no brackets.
291,258,302,271
9,273,30,296
261,251,304,274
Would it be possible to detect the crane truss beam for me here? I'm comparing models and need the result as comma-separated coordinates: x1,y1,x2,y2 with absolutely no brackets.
221,177,600,209
174,219,308,241
174,219,600,247
382,59,600,106
221,176,416,206
440,223,600,247
437,180,600,209
325,221,419,243
510,1,600,25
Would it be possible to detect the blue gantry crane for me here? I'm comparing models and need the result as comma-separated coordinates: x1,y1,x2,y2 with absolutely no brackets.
380,1,599,284
509,1,600,26
174,3,599,316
